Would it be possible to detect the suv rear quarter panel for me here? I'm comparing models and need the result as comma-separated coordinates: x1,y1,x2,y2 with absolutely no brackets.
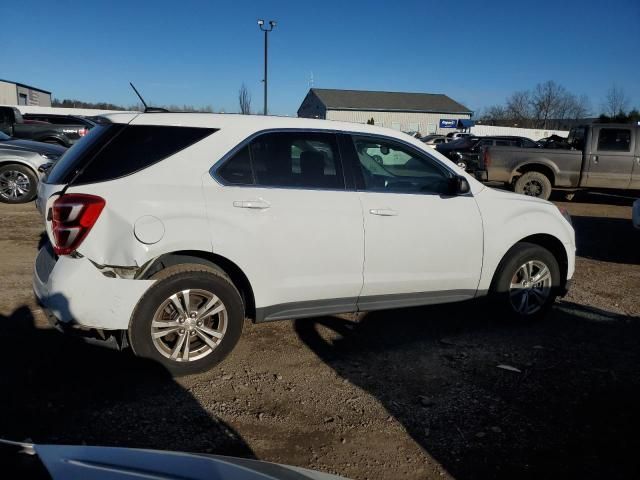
65,125,254,268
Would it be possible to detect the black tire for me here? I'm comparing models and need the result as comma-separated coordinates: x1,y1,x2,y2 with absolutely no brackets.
490,242,560,321
514,171,552,200
0,164,38,204
129,264,244,376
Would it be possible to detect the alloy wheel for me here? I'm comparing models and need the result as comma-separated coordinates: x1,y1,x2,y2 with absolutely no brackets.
509,260,552,315
151,289,227,362
0,170,31,201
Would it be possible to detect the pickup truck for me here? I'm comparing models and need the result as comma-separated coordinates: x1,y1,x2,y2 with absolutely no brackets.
0,106,91,147
475,123,640,200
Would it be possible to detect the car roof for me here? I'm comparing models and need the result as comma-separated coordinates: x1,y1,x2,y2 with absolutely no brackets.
98,112,429,142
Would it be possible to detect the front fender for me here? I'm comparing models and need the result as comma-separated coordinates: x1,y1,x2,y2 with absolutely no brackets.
475,188,575,292
0,151,44,178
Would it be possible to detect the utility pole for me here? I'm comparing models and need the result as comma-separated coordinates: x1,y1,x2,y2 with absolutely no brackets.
257,19,276,115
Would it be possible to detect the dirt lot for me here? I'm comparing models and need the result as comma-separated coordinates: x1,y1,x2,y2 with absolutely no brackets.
1,191,639,479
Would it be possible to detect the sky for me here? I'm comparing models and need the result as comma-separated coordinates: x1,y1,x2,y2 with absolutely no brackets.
3,0,639,116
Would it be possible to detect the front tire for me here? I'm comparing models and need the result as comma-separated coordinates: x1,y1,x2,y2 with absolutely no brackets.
0,164,38,203
129,264,244,376
514,171,552,200
490,242,560,321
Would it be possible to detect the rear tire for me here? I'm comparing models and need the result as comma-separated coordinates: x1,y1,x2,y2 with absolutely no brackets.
0,164,38,204
490,242,560,321
514,171,552,200
129,264,244,376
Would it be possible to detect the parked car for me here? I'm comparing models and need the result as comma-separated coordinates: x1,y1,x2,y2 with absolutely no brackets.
421,135,447,148
437,136,540,171
633,199,640,230
0,106,91,147
0,438,347,480
476,123,640,200
0,130,65,203
445,132,472,141
538,134,571,149
23,113,96,130
34,113,575,375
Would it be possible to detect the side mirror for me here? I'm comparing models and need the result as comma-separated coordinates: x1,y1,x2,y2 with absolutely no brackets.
448,176,471,195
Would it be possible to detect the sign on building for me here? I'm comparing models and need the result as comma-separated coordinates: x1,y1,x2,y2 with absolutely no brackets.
439,119,457,128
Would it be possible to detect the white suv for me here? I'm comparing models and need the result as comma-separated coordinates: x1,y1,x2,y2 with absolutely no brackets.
34,113,575,375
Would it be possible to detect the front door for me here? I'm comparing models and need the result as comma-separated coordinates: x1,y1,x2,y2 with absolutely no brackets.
343,134,483,310
203,131,365,320
585,126,634,189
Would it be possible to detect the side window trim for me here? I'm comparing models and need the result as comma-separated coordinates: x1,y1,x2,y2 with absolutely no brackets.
211,129,350,191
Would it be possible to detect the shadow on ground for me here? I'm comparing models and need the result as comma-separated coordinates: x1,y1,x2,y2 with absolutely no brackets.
296,301,640,479
551,190,638,207
571,215,640,264
0,305,254,459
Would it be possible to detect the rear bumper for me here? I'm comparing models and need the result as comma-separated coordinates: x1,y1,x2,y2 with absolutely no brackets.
33,244,154,331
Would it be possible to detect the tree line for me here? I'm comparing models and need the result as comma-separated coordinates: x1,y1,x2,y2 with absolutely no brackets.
52,98,215,113
480,82,638,129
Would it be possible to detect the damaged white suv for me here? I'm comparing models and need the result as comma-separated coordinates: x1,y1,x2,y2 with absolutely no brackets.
34,113,575,375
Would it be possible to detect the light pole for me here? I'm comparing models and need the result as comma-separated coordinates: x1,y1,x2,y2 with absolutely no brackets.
258,19,276,115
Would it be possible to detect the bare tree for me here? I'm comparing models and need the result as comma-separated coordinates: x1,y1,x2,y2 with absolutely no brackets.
567,94,591,120
505,90,533,126
603,85,630,117
238,83,252,114
481,105,508,125
531,81,570,128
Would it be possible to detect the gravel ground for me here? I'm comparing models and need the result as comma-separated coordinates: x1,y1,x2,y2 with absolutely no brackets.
0,191,639,480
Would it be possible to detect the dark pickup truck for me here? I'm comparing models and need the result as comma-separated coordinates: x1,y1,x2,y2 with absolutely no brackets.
475,123,640,200
0,106,91,147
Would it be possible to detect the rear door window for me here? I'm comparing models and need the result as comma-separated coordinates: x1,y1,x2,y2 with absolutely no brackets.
216,132,345,190
596,128,631,152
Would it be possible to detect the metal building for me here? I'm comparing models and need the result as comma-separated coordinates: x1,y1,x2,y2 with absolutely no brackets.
297,88,472,135
0,79,52,107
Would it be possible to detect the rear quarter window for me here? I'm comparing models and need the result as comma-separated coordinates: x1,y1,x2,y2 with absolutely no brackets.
60,125,216,185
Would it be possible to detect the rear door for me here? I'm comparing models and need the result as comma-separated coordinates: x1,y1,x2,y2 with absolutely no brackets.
204,131,364,320
585,126,634,189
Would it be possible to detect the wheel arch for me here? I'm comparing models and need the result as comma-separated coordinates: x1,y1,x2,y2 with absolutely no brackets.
511,162,557,186
138,250,256,321
35,135,68,147
491,233,568,292
0,159,38,174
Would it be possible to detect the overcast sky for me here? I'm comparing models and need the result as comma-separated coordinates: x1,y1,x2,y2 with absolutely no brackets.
3,0,639,115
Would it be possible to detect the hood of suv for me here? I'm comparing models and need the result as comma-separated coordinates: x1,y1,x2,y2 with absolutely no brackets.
0,138,67,158
479,184,552,206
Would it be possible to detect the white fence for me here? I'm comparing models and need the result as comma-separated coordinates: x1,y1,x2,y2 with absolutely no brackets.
469,124,568,140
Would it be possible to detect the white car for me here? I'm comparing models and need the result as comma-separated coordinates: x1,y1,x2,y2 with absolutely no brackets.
33,113,575,375
633,199,640,230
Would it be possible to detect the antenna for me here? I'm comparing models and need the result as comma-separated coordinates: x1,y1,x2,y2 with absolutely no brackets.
309,71,314,88
129,82,169,113
129,82,148,110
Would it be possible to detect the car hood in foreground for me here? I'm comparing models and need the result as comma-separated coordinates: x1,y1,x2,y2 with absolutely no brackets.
0,139,67,156
0,439,348,480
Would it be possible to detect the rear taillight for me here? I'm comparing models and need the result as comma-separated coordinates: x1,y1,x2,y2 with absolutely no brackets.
78,128,88,137
50,194,105,256
483,148,491,168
